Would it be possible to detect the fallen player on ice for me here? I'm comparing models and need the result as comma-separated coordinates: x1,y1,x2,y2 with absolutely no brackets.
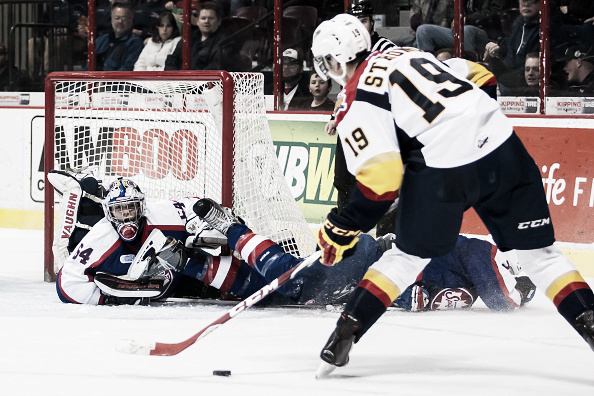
51,172,534,310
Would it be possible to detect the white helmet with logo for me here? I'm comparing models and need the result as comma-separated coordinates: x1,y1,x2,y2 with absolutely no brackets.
311,13,371,86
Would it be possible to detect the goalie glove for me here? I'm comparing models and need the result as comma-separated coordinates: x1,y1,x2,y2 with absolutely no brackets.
127,230,188,280
317,208,361,266
156,237,188,272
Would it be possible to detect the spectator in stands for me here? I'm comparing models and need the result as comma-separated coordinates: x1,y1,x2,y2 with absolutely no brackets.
490,52,541,96
558,0,594,25
28,0,89,77
289,71,335,111
402,0,454,47
524,53,540,90
133,0,168,41
165,0,200,32
94,1,144,71
134,11,181,71
165,2,230,71
0,42,28,91
561,43,594,95
416,0,509,55
76,0,114,40
551,4,594,60
348,0,395,52
281,48,310,110
97,0,117,36
483,0,540,87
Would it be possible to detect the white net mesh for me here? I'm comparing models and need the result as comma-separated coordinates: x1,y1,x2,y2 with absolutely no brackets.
49,72,316,274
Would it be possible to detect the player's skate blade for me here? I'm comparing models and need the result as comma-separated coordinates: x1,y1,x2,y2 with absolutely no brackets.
315,360,337,379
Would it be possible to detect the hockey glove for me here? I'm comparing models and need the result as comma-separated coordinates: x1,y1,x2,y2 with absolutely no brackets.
317,208,361,266
156,237,188,272
515,276,537,307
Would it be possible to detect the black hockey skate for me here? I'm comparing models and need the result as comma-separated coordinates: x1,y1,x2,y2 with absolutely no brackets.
193,198,242,236
316,312,361,378
574,310,594,352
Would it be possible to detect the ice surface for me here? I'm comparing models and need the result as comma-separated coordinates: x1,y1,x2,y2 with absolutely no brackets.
1,228,593,396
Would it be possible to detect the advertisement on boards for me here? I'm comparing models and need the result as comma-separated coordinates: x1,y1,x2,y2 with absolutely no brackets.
461,126,594,243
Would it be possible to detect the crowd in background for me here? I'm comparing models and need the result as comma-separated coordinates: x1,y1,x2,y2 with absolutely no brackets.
1,0,593,103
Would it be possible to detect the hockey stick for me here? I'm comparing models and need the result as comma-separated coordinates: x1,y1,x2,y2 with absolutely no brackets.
116,250,322,356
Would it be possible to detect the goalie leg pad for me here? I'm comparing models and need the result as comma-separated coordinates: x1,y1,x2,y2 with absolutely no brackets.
48,170,106,268
48,171,84,266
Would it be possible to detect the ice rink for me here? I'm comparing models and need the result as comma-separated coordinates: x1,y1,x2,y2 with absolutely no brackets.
1,227,593,396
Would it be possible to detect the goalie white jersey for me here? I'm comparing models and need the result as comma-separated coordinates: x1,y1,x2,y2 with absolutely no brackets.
57,198,196,305
335,47,513,178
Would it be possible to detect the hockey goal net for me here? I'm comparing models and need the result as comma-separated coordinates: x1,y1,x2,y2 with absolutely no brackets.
44,71,316,282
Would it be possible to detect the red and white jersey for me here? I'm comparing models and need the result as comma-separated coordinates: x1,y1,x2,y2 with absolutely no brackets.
334,47,513,197
57,198,197,305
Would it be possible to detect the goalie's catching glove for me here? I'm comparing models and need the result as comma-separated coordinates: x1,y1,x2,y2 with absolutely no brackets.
317,208,361,266
127,231,189,280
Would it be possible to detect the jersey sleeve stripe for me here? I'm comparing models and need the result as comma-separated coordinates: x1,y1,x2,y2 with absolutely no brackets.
356,153,403,199
355,89,391,112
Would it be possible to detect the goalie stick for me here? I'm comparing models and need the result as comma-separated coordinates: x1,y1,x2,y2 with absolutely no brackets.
117,250,322,356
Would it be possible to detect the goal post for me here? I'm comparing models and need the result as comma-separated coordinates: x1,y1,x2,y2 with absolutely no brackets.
44,71,316,282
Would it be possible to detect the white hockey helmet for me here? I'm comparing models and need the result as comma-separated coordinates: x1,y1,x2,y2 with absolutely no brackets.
311,13,371,86
102,177,146,242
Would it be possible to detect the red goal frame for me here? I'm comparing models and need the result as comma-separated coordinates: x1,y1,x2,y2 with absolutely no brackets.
44,71,236,282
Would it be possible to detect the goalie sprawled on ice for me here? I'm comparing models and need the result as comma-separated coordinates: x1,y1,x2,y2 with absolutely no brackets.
50,172,534,309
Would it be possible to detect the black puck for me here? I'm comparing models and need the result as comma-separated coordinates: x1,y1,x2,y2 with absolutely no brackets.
213,370,231,377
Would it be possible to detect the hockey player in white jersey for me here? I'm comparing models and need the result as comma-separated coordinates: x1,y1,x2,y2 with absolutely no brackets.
311,14,594,375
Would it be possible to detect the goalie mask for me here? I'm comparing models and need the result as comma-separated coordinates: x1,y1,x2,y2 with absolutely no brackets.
102,178,146,242
311,13,371,86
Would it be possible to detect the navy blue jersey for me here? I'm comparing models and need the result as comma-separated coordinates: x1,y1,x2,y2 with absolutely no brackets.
395,236,524,311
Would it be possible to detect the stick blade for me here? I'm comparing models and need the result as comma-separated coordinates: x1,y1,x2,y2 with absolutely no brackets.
315,360,337,379
116,338,156,355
